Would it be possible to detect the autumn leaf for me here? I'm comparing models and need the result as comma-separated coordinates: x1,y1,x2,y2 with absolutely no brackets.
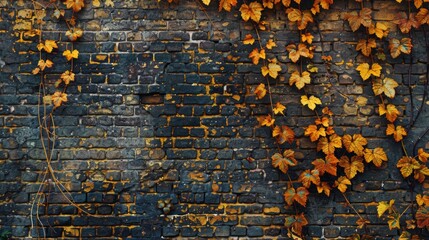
286,43,310,63
416,194,429,206
344,8,372,32
239,2,264,22
372,77,399,99
388,215,401,230
313,154,339,176
356,38,376,57
322,107,333,116
243,34,255,45
301,95,321,110
394,13,420,33
386,124,407,142
286,8,314,30
356,63,382,81
317,182,331,196
272,126,295,144
37,59,54,71
266,39,276,49
249,48,265,65
294,187,310,206
258,114,275,127
389,38,413,58
301,32,314,44
273,102,286,115
397,156,420,178
322,55,333,62
219,0,237,11
63,49,79,61
202,0,211,5
418,148,429,163
284,187,296,205
339,155,365,179
64,0,85,12
51,91,68,108
271,149,297,173
262,0,276,9
285,213,308,236
261,62,282,79
305,124,326,142
289,71,311,90
416,206,429,228
414,165,429,183
299,169,320,188
60,70,75,85
66,27,83,41
364,148,388,167
317,134,342,155
416,8,429,25
368,22,389,39
356,218,370,229
334,176,351,193
379,104,400,123
315,117,329,127
37,40,58,53
343,134,367,156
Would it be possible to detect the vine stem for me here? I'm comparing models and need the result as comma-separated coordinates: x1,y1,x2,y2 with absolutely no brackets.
342,192,364,220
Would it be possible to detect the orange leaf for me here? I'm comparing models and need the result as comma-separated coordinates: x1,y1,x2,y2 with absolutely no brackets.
416,206,429,228
372,77,399,99
334,176,351,193
261,62,282,78
305,124,326,142
219,0,237,11
379,104,400,123
315,117,330,127
394,13,420,33
386,124,407,142
262,0,276,9
363,148,388,167
418,148,429,163
289,71,311,90
258,114,275,127
312,154,339,176
286,8,314,30
377,199,395,217
342,134,367,156
266,39,276,49
64,0,85,12
344,8,372,32
286,43,310,63
37,59,54,71
65,27,83,41
37,40,58,53
397,156,420,178
416,8,429,25
294,187,309,206
60,70,75,85
414,165,429,183
301,33,314,44
273,126,295,144
356,38,376,57
389,38,413,58
317,134,342,155
273,102,286,115
282,0,291,7
299,169,320,188
284,187,296,205
249,48,266,65
368,22,389,39
316,181,332,196
63,49,79,61
322,107,333,116
51,91,68,108
416,194,429,206
356,63,382,81
239,2,264,22
301,95,321,110
339,155,365,179
254,83,266,99
243,34,255,45
356,218,370,229
202,0,211,5
271,149,297,173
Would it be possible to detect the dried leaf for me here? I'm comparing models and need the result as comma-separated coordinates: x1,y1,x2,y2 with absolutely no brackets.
372,77,399,99
289,71,311,90
63,49,79,61
344,8,372,32
313,155,339,176
418,148,429,163
243,34,255,45
416,206,429,228
343,134,367,156
249,48,265,65
266,39,277,49
239,2,264,22
301,95,321,110
219,0,237,12
364,148,388,167
273,102,286,115
286,43,310,63
356,38,376,57
389,38,412,58
64,0,85,12
339,155,365,179
261,62,282,79
273,126,295,144
271,150,297,173
317,134,342,155
379,104,400,123
386,124,407,142
258,114,275,127
305,125,326,142
334,176,351,193
397,156,420,178
368,22,389,39
286,8,313,30
356,63,382,81
60,70,75,85
52,91,68,108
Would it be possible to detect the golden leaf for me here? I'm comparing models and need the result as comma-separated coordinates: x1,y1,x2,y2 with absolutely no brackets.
301,95,321,110
258,115,275,127
289,71,311,90
317,134,342,155
339,155,365,179
51,91,68,108
64,0,85,12
418,148,429,163
379,104,400,123
202,0,211,5
377,200,395,217
219,0,237,12
372,77,399,99
243,34,255,45
344,8,372,32
386,124,407,142
266,39,276,49
356,38,376,57
364,148,388,167
273,102,286,115
397,156,420,178
65,27,83,41
272,126,295,144
305,125,326,142
334,176,351,193
368,22,389,39
63,49,79,61
342,134,367,156
249,48,265,65
261,62,282,78
356,62,382,81
60,70,75,85
239,2,264,22
389,38,413,58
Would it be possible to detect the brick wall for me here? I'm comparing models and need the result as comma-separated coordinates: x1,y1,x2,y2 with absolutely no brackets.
1,0,429,239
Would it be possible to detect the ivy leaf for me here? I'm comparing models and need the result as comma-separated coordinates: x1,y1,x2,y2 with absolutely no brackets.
294,187,310,207
356,218,370,229
286,43,310,63
416,8,429,25
261,62,282,78
266,39,276,49
64,0,85,12
416,194,429,206
239,2,264,22
262,0,276,9
356,38,376,57
301,95,321,110
389,38,412,58
414,0,424,8
312,154,339,176
317,134,342,155
284,187,296,205
219,0,237,12
363,148,388,167
379,104,400,123
377,199,395,217
51,91,68,108
394,13,420,33
271,149,297,174
334,176,351,193
414,165,429,183
273,102,286,115
356,63,382,81
298,169,320,188
63,49,79,61
202,0,210,5
418,148,429,163
388,215,401,230
344,8,372,32
301,33,314,44
339,156,365,179
397,156,420,178
249,48,265,65
60,70,75,85
285,213,308,237
316,181,332,196
386,124,407,142
416,206,429,228
66,27,83,41
372,77,399,99
286,8,313,30
343,134,367,156
272,126,295,144
37,59,54,71
305,125,326,142
368,22,389,39
282,0,291,7
258,114,275,127
243,34,255,45
37,40,58,53
289,71,311,90
315,117,330,127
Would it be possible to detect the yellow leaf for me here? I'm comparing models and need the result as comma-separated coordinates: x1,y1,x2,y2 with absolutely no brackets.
273,102,286,115
272,126,295,144
389,38,413,58
307,64,318,73
379,104,400,122
286,43,310,63
258,115,275,127
60,70,75,85
301,95,321,110
344,8,372,32
397,156,420,178
239,2,264,22
416,194,429,206
364,148,388,167
286,8,313,30
289,71,311,90
38,40,58,53
356,63,382,81
339,155,365,179
266,39,276,49
63,49,79,61
202,0,211,5
386,124,407,142
356,38,376,57
65,27,83,41
369,22,389,39
64,0,85,12
92,0,100,7
342,134,367,156
373,77,399,99
261,62,281,79
317,134,342,155
243,34,255,45
301,33,314,44
334,176,351,193
305,125,326,142
254,83,266,99
105,0,114,7
418,148,429,163
51,91,68,108
316,182,331,196
377,200,395,217
37,59,54,71
249,48,265,65
219,0,238,12
356,96,368,106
